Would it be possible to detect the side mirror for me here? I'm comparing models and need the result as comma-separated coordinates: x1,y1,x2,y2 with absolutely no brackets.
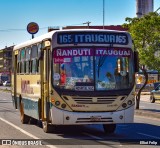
134,51,139,72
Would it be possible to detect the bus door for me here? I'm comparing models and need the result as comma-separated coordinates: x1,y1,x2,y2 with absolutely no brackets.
13,50,18,109
40,41,51,121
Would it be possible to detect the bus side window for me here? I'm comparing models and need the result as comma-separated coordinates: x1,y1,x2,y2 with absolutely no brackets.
36,59,40,73
37,44,41,73
31,45,38,74
17,50,21,73
17,62,21,73
25,47,31,74
21,61,26,74
25,61,30,74
20,48,26,74
31,59,37,74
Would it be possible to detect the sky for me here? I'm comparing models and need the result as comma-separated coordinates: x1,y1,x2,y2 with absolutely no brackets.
0,0,160,49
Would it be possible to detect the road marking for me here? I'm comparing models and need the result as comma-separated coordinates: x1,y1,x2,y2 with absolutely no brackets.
83,132,102,140
0,117,57,148
138,132,160,139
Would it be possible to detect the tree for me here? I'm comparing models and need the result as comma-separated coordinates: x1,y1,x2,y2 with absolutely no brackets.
123,12,160,109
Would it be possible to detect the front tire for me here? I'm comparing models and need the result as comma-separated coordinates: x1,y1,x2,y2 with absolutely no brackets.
42,121,53,133
103,124,116,134
150,95,155,103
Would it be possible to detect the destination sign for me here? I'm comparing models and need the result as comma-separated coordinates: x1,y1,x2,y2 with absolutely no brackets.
57,32,128,45
53,48,131,63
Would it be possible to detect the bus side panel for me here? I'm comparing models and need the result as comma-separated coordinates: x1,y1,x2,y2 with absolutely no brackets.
16,75,41,120
22,98,40,120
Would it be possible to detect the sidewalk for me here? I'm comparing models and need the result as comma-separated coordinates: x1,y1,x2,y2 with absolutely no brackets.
134,94,160,119
135,109,160,119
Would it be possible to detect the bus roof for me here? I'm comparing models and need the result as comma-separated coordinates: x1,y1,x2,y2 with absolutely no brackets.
13,29,130,51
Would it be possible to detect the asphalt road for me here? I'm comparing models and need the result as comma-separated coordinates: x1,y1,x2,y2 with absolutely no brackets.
0,91,160,148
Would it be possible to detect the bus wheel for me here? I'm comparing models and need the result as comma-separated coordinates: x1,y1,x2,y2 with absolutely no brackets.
42,121,53,133
150,95,155,103
20,102,30,124
103,124,116,134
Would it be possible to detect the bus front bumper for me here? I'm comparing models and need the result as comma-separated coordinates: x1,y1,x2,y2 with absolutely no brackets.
50,105,134,125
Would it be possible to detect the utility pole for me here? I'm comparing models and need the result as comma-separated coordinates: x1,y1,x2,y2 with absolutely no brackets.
83,21,91,28
103,0,105,29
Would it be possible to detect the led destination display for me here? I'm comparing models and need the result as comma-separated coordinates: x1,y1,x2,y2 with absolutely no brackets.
57,32,128,45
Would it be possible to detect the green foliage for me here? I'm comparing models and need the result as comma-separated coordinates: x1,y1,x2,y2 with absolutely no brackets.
123,12,160,72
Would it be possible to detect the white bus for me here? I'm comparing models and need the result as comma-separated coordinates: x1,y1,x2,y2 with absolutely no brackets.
12,29,139,133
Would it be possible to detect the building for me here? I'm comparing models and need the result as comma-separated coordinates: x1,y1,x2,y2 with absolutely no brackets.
62,25,127,31
0,46,14,83
136,0,154,18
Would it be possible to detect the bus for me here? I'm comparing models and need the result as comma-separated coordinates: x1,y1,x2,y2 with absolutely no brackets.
11,29,139,133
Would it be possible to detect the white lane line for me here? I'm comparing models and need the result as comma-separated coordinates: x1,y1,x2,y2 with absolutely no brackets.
138,132,160,139
0,117,57,148
83,132,102,140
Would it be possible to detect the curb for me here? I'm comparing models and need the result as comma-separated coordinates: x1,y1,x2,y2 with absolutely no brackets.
135,109,160,119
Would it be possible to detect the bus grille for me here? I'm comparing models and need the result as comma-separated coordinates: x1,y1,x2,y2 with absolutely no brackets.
72,97,116,104
76,117,113,123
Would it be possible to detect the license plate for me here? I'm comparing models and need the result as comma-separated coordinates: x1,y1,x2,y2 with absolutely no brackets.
90,116,101,121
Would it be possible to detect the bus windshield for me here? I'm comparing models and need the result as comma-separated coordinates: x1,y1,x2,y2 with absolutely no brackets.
52,47,134,91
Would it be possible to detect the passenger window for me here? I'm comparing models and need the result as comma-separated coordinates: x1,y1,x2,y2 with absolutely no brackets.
25,47,31,74
38,44,41,59
20,48,26,73
37,44,41,73
17,52,21,73
31,45,38,74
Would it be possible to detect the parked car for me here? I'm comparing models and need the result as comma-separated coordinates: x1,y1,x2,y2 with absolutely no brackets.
3,81,11,86
150,82,160,103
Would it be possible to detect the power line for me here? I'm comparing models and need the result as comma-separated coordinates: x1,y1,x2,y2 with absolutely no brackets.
0,23,86,32
0,27,48,32
0,22,87,32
